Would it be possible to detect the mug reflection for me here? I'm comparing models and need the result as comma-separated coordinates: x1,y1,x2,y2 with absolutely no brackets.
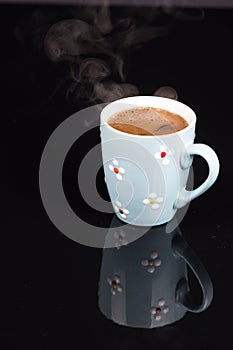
98,217,213,328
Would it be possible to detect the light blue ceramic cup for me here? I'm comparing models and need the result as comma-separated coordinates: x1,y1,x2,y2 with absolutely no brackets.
100,96,219,226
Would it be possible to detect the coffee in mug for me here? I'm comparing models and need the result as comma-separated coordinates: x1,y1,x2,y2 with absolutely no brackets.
108,107,188,136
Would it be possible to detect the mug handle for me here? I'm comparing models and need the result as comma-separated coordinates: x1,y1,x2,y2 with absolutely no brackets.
172,234,213,313
174,143,220,209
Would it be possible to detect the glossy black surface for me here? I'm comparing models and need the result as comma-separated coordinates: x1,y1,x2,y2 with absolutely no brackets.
2,4,233,349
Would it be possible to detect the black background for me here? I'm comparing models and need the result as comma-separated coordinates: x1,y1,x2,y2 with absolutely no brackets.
2,3,233,349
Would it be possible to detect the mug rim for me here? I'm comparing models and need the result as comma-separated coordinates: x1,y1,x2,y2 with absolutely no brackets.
101,96,196,138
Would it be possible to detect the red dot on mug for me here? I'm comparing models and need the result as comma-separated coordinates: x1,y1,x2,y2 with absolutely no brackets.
161,152,166,158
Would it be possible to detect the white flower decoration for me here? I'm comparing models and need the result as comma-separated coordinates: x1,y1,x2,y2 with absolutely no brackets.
151,299,170,321
141,251,162,273
154,145,173,165
114,201,130,219
142,192,164,209
107,274,123,295
109,159,125,180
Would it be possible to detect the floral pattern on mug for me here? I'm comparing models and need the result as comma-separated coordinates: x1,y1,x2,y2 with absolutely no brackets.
109,159,125,180
154,145,173,165
107,274,123,295
114,201,130,219
142,193,164,209
151,298,170,321
141,251,162,273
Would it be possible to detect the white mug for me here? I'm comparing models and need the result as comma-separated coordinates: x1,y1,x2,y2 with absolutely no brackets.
100,96,220,226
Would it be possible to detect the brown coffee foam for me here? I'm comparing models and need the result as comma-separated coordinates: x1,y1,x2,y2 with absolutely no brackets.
108,107,188,136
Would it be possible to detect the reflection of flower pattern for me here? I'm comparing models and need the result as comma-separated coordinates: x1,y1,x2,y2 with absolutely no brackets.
141,251,162,273
143,192,164,210
114,201,130,219
109,159,125,180
151,299,169,321
154,145,172,165
107,274,123,295
114,230,128,249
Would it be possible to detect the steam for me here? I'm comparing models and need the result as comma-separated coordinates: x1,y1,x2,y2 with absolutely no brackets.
92,81,139,103
80,2,112,35
111,20,170,49
72,58,111,83
44,19,112,62
43,5,203,104
69,58,138,103
153,86,178,100
44,15,141,103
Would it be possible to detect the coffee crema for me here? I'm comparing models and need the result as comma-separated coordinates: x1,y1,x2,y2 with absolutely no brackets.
107,107,188,136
